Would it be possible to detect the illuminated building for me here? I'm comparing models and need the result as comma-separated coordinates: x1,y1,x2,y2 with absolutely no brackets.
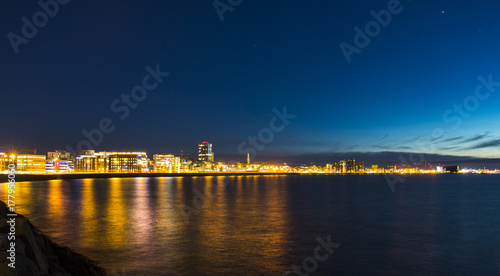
15,154,46,172
74,151,148,173
332,163,339,173
0,153,17,171
107,152,148,173
339,160,346,173
74,151,108,172
46,150,73,172
180,161,192,172
109,154,138,173
347,158,356,173
357,161,364,172
137,153,150,172
46,159,72,173
198,142,214,162
0,153,8,171
153,154,180,173
47,150,71,160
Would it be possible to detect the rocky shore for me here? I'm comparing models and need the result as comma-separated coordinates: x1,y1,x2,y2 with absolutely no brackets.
0,200,107,276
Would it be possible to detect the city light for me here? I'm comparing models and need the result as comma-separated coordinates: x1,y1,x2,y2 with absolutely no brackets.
1,143,497,175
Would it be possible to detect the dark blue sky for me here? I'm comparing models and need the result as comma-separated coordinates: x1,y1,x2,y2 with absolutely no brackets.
2,0,500,163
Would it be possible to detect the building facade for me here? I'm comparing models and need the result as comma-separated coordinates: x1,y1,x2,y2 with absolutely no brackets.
46,150,73,172
339,160,347,173
347,158,356,173
74,151,148,173
109,154,138,173
198,142,214,162
74,151,108,172
16,154,46,172
357,161,365,172
0,153,9,172
153,154,180,173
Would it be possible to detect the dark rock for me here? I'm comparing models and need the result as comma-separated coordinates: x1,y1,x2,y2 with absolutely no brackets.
0,201,107,276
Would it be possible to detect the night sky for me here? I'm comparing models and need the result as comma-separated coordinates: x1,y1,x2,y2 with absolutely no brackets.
2,0,500,164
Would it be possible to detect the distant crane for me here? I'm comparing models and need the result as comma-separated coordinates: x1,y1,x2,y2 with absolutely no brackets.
177,150,191,160
19,148,37,155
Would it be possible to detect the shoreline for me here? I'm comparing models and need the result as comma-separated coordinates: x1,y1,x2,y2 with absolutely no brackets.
0,172,292,183
0,200,107,275
0,171,496,183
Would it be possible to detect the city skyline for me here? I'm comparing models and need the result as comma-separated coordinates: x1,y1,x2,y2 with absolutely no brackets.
2,141,499,173
1,1,500,161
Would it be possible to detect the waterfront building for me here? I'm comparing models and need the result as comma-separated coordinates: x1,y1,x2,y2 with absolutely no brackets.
16,154,46,172
108,152,148,173
47,150,71,160
109,154,138,173
137,153,150,172
74,151,108,172
347,158,356,173
198,142,214,162
0,153,8,172
74,151,147,173
339,160,347,173
153,154,180,173
46,150,73,172
357,161,365,172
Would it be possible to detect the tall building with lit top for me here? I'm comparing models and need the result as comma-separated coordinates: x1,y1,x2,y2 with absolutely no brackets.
347,158,356,173
198,142,214,162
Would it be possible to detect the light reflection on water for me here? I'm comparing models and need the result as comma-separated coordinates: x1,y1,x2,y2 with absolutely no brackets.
1,175,500,275
0,176,294,274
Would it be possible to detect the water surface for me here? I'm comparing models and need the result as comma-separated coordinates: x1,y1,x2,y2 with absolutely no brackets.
2,175,499,275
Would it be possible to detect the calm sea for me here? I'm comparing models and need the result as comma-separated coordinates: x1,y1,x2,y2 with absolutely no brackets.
1,175,500,275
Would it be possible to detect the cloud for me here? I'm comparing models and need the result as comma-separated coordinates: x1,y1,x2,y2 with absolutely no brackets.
373,145,390,149
461,133,489,143
347,144,359,150
442,136,464,142
439,146,459,151
404,135,423,143
374,134,389,142
468,139,500,149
